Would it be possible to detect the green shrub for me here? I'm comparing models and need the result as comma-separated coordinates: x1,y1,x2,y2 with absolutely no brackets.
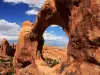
44,57,59,68
0,59,9,62
0,57,14,75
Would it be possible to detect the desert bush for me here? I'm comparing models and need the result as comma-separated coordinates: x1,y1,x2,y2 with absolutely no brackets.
0,59,9,62
44,57,59,67
0,57,14,75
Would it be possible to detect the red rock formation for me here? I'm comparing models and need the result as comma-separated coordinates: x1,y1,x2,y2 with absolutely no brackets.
0,68,10,75
13,21,43,74
0,38,15,57
13,0,100,75
35,0,100,74
37,36,44,59
15,65,40,75
12,43,16,49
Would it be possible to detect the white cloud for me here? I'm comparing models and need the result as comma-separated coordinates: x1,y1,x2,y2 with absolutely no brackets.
51,25,58,27
25,0,44,15
4,0,43,5
43,31,68,46
28,3,43,8
43,31,63,40
3,0,45,15
0,19,20,42
4,0,44,8
26,9,39,15
43,31,68,42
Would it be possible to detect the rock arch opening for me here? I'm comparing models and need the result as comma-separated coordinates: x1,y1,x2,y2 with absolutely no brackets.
43,25,68,47
39,25,69,67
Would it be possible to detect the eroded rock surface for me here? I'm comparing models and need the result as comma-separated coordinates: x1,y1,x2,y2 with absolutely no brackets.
34,0,100,75
13,0,100,75
13,21,45,74
0,38,15,57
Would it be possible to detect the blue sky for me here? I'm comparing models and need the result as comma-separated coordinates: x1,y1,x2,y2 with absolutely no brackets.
0,0,68,47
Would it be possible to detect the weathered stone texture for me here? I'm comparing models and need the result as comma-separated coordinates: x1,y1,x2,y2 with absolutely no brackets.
13,0,100,75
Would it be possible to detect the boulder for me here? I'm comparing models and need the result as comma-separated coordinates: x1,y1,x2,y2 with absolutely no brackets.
0,68,10,75
15,65,40,75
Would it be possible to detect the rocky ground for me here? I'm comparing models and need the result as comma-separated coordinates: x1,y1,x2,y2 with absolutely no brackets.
35,44,66,75
43,44,66,62
0,41,65,75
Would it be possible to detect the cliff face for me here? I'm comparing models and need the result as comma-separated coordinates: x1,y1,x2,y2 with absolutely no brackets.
59,0,100,74
13,0,100,75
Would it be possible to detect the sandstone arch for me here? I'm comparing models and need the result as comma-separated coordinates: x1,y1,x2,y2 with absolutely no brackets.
13,0,100,75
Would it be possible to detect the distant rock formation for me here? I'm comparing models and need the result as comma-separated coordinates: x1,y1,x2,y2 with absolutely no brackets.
0,38,15,57
43,45,65,62
12,43,16,49
0,39,15,75
13,0,100,75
